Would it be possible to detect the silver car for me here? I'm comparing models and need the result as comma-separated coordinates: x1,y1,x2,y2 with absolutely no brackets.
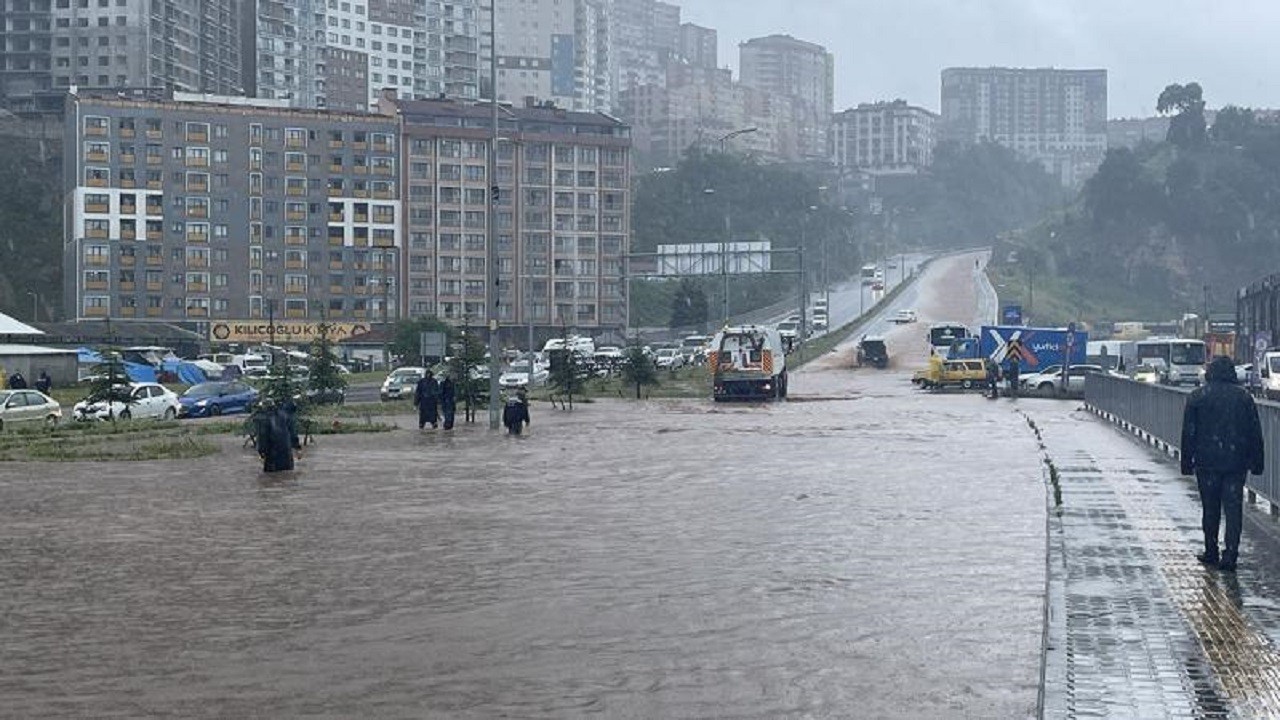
0,389,62,430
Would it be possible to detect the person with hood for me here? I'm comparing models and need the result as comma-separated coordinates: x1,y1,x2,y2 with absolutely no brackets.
254,398,301,473
1181,355,1265,572
985,357,1001,399
414,370,440,429
35,370,51,394
503,388,530,435
8,371,27,390
439,375,457,430
1004,357,1020,399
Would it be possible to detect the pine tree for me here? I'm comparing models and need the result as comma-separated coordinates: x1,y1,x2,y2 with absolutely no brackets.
308,321,347,405
85,349,136,421
620,344,659,399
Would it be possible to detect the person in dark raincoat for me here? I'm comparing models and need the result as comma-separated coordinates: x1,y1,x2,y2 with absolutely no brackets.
414,370,440,429
1180,356,1265,572
503,388,530,435
35,370,51,394
439,376,457,430
985,358,1001,399
254,399,301,473
8,371,27,389
1004,357,1020,398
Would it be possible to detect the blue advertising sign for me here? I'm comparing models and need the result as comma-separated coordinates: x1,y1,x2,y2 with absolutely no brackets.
1002,305,1023,325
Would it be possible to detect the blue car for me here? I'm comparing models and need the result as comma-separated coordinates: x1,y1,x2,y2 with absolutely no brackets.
178,381,259,418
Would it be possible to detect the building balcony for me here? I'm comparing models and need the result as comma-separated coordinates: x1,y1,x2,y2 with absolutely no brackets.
352,285,368,295
120,153,135,164
186,132,207,143
373,237,395,248
329,260,344,270
353,213,369,223
119,281,135,291
352,236,369,248
85,151,108,163
354,188,370,198
146,180,162,190
328,237,344,247
120,255,135,266
352,309,367,318
120,229,137,241
328,211,344,222
286,187,306,196
120,178,137,188
86,177,108,188
373,190,393,199
120,128,135,139
284,235,306,246
145,256,163,267
186,307,208,317
287,210,307,221
328,187,343,197
329,163,343,173
187,181,208,193
119,306,136,317
373,165,393,176
145,129,162,139
329,139,344,149
285,307,306,317
145,230,162,241
83,306,109,317
286,161,305,172
146,155,162,165
352,141,367,151
84,280,108,291
285,260,305,269
329,284,343,294
146,306,162,316
286,138,306,149
145,203,162,216
185,158,208,168
85,202,109,214
186,258,209,268
85,229,109,239
353,165,368,175
187,282,208,293
186,232,208,243
145,281,163,291
120,203,137,214
187,209,208,219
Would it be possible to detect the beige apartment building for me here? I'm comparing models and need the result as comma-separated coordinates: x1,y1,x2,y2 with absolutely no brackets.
383,95,630,338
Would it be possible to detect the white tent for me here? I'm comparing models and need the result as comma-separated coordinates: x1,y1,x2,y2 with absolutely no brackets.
0,311,42,335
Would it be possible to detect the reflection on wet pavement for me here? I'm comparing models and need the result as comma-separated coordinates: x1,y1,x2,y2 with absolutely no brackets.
1028,403,1280,719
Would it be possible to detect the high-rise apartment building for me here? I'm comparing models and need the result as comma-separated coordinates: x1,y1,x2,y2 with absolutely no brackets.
831,101,938,175
248,0,481,111
940,67,1108,186
491,0,611,112
608,0,681,104
738,34,833,160
677,23,716,70
384,95,630,336
1,0,244,113
63,90,401,324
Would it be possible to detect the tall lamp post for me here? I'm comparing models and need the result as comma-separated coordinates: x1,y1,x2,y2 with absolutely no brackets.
485,0,501,430
710,127,758,327
26,290,39,323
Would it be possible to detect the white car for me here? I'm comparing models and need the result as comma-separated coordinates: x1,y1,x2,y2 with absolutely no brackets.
73,382,181,421
655,348,685,369
499,360,550,388
0,389,62,430
1020,364,1105,394
891,309,918,324
810,313,829,332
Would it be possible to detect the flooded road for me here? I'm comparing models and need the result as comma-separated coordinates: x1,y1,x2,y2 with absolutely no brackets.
0,253,1049,718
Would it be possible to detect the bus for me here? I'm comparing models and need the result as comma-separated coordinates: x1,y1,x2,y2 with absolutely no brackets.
860,264,878,285
927,323,970,359
1135,338,1208,386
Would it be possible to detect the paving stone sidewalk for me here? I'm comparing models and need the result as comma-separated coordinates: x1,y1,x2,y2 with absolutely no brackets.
1022,402,1280,720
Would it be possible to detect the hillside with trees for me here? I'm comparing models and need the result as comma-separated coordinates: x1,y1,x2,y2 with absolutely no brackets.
0,128,63,323
991,82,1280,325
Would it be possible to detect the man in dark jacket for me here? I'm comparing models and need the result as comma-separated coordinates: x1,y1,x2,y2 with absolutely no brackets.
254,400,301,473
503,388,530,435
1004,358,1020,399
439,376,457,430
1181,355,1265,571
414,370,440,429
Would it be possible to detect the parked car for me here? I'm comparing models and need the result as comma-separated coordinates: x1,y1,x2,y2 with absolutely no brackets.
914,358,987,390
380,366,426,401
73,382,181,421
177,381,260,418
0,389,61,430
655,348,685,370
1132,363,1164,384
499,359,550,389
891,309,918,324
1021,364,1105,394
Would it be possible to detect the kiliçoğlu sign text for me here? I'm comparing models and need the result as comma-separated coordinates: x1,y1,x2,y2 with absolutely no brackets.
209,321,372,343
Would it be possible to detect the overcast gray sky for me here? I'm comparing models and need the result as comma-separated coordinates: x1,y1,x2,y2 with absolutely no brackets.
677,0,1280,118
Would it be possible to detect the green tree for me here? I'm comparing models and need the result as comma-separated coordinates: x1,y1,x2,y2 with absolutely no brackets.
447,325,488,422
669,278,709,330
619,344,659,399
0,133,63,321
85,350,137,420
548,346,587,409
1157,82,1207,149
1210,105,1257,144
307,321,347,405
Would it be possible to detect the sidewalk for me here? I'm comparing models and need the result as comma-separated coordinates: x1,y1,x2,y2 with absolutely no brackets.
1021,401,1280,719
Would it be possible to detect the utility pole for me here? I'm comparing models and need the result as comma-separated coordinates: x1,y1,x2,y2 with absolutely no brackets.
485,0,501,430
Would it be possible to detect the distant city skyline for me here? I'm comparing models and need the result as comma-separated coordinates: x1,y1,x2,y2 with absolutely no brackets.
677,0,1280,118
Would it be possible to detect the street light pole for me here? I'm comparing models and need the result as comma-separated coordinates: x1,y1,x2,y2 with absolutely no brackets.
714,127,757,328
485,0,501,430
26,290,38,323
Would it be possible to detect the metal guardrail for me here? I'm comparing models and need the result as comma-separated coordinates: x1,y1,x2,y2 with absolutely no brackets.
1084,373,1280,504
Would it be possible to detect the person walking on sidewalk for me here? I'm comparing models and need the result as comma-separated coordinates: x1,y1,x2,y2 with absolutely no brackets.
414,370,440,430
1004,357,1020,399
1180,355,1265,572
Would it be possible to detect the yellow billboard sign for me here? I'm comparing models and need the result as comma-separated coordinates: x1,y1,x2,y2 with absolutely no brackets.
209,321,373,344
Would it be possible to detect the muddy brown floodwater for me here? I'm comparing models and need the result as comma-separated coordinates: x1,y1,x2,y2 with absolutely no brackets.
0,251,1048,719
